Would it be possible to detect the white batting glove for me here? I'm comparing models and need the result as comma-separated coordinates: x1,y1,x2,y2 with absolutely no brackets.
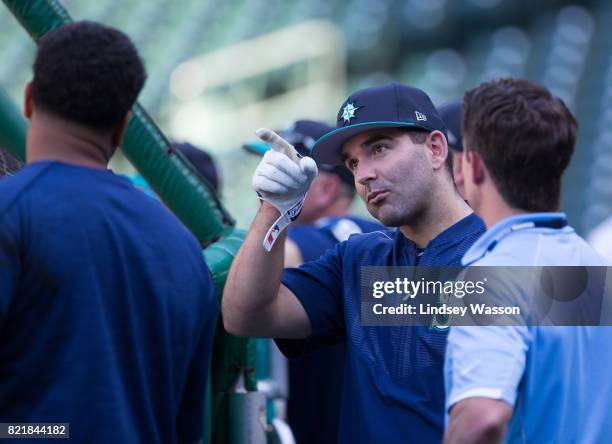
252,128,318,251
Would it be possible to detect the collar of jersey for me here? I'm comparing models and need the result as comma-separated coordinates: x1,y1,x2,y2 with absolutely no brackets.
396,213,484,264
405,212,483,250
462,212,571,265
431,212,484,247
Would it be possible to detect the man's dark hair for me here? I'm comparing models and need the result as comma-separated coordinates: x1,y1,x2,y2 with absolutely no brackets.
31,21,146,131
463,78,577,211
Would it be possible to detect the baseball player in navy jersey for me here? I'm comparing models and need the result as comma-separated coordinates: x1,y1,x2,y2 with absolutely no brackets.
223,83,485,443
245,119,383,444
0,22,217,443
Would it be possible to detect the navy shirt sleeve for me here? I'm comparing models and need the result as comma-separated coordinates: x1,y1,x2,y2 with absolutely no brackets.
176,264,219,442
276,242,346,358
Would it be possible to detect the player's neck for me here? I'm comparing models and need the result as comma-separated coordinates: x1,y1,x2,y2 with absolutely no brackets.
475,190,528,229
26,114,114,169
400,186,472,248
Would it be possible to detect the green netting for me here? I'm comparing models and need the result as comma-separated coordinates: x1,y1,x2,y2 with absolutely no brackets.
0,146,23,176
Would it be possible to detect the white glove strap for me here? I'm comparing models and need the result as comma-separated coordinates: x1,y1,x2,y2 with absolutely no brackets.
262,197,305,252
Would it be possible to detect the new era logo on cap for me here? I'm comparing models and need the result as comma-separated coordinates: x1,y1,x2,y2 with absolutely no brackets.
313,83,447,165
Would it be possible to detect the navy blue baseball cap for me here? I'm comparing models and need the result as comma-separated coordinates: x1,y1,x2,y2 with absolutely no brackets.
172,142,221,192
243,120,355,186
312,83,447,165
437,100,463,152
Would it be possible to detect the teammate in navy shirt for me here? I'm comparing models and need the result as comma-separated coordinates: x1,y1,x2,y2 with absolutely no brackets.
247,119,384,444
223,83,484,443
0,22,217,443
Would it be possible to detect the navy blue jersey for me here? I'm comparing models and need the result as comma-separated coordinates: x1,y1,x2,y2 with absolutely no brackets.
0,162,218,443
286,216,384,444
279,214,484,444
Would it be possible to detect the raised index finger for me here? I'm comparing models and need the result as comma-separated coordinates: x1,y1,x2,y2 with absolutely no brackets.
255,128,300,164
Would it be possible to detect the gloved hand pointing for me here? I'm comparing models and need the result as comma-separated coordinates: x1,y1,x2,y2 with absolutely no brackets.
252,128,318,251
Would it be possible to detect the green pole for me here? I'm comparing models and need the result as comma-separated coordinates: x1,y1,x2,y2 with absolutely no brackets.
0,88,26,161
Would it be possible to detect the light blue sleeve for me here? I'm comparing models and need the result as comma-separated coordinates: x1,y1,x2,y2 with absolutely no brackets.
445,254,537,412
445,324,531,411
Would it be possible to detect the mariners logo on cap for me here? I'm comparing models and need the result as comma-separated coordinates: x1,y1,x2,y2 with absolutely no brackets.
340,102,360,125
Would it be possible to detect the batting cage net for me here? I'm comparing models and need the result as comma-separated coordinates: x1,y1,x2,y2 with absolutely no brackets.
0,146,22,177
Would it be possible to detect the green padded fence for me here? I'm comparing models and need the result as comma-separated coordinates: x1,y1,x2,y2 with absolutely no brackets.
0,88,26,161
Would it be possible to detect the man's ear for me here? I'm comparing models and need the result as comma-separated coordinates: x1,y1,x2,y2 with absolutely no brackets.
111,111,132,147
466,150,486,185
24,82,33,119
427,130,449,170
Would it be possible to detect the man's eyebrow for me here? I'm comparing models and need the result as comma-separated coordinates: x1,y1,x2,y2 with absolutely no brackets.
361,134,393,148
342,133,395,161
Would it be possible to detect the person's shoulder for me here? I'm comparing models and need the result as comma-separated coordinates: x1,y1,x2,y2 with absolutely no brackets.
474,228,611,266
457,213,486,238
588,215,612,243
342,227,396,256
587,217,612,262
347,215,385,232
165,228,216,305
106,175,206,265
346,226,395,244
194,258,218,304
0,162,54,217
470,250,523,266
569,232,611,265
474,231,540,265
313,215,383,243
437,213,486,252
